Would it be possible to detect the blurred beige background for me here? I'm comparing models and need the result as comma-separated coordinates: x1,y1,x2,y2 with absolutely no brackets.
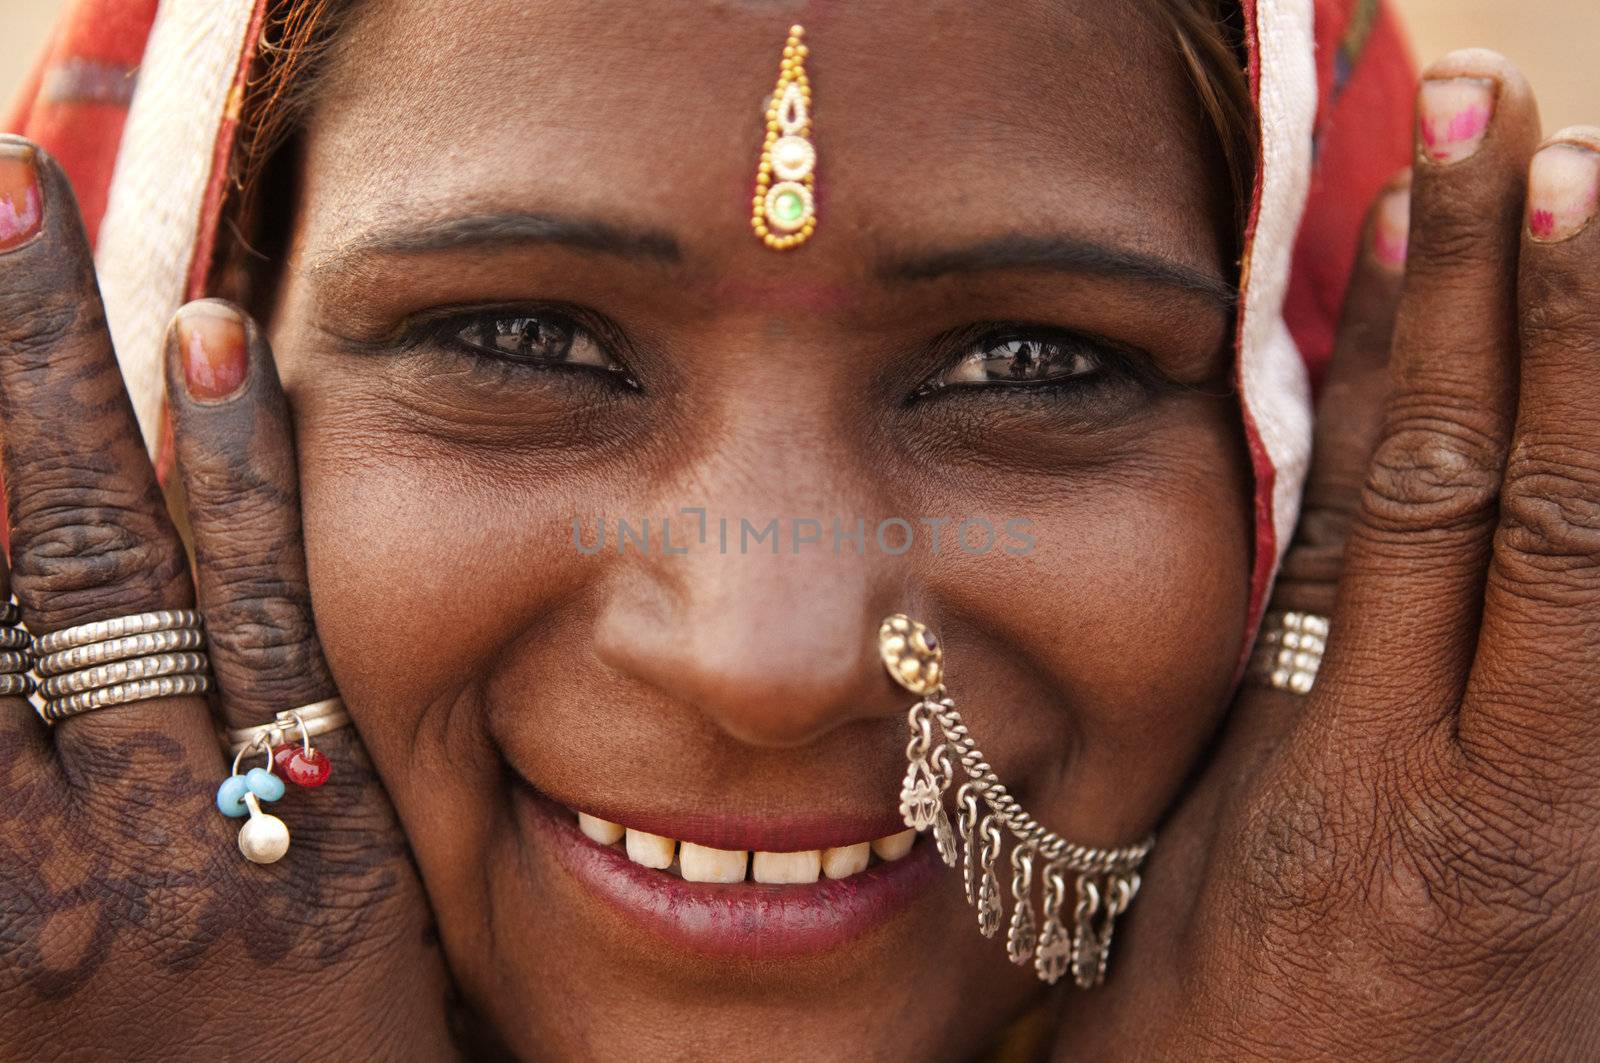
0,1,1596,130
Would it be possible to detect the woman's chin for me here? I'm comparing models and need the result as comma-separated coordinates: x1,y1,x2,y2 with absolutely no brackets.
437,781,1042,1058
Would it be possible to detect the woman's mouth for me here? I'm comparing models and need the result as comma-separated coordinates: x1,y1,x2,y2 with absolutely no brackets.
516,786,944,958
576,810,919,884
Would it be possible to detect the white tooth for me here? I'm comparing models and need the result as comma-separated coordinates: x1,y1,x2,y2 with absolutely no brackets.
679,842,749,883
871,829,916,861
578,813,624,845
821,842,871,879
752,849,822,884
625,829,676,869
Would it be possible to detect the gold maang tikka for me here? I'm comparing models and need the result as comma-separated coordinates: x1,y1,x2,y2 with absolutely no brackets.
878,614,1154,989
751,25,817,250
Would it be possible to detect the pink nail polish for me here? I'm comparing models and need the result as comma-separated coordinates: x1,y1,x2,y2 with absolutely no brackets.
1527,143,1600,243
0,143,42,253
1372,186,1411,268
1418,77,1495,165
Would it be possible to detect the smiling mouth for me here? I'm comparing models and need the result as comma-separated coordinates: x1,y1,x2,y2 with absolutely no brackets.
574,811,919,884
516,784,943,957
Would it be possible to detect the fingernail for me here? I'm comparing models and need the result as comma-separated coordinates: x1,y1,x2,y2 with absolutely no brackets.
1527,143,1600,243
177,302,249,401
1418,77,1495,165
0,143,43,253
1371,186,1411,268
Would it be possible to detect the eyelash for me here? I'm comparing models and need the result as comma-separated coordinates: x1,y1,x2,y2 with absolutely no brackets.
411,305,638,389
916,326,1153,402
404,308,1153,405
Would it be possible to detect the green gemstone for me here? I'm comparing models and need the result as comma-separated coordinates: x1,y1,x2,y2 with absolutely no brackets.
772,190,805,223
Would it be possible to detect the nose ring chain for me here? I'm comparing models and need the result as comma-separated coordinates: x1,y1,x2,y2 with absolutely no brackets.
878,614,1153,988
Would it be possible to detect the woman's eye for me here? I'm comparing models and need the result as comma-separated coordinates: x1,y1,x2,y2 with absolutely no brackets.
449,313,619,372
933,334,1104,390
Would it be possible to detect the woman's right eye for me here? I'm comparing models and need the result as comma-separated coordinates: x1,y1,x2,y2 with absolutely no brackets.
447,312,622,374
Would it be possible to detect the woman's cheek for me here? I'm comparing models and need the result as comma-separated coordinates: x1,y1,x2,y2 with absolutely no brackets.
924,409,1250,843
289,400,611,780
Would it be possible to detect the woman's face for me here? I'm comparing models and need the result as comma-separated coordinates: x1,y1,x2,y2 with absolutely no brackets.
267,0,1250,1055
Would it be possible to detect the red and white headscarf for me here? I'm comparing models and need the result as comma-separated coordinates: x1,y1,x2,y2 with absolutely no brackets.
5,0,1416,656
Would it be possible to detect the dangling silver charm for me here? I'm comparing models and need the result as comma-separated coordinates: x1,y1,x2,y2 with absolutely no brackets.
956,782,980,905
976,814,1003,938
899,701,942,832
1006,843,1038,965
898,758,941,831
1071,876,1106,989
1035,862,1071,985
1069,870,1142,989
930,744,957,867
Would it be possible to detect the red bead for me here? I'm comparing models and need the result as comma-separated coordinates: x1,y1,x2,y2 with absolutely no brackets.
272,743,299,776
285,746,332,787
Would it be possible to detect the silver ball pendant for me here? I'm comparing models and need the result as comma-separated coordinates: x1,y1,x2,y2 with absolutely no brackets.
238,800,291,864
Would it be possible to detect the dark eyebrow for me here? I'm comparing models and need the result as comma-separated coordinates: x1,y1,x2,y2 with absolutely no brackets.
309,211,682,276
879,234,1237,305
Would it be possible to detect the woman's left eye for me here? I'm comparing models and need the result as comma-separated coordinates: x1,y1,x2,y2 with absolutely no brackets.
931,333,1106,390
447,312,621,373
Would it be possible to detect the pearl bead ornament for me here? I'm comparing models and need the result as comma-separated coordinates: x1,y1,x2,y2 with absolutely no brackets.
770,135,815,181
238,793,291,865
751,26,817,250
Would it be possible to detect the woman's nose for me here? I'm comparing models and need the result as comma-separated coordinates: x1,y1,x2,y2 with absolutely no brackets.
593,511,914,750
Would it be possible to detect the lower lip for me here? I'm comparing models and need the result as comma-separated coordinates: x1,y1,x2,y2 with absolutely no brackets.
517,788,944,959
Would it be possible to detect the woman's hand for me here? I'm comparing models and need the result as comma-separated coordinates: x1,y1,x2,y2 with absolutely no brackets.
1061,50,1600,1059
0,139,457,1058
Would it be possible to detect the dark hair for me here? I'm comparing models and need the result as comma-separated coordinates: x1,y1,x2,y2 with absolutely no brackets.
1166,0,1256,243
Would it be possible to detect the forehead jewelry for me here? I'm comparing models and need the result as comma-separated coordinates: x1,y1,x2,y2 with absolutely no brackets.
878,615,1154,988
751,25,817,250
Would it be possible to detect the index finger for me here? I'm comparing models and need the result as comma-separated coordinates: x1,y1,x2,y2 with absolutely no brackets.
1322,53,1541,735
0,137,217,765
1271,175,1410,617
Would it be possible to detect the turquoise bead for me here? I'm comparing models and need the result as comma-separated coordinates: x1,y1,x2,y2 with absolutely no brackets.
245,767,286,802
216,775,249,817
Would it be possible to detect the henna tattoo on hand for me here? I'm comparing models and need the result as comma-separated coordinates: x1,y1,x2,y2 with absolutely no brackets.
0,724,409,1001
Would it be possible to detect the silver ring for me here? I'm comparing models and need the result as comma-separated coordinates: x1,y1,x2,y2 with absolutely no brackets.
40,673,212,723
35,627,205,677
225,697,350,756
0,673,36,698
38,651,210,699
0,600,20,627
1250,610,1330,694
0,649,31,675
31,608,203,656
0,627,30,651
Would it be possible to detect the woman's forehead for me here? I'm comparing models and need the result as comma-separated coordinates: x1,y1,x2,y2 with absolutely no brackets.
298,0,1227,284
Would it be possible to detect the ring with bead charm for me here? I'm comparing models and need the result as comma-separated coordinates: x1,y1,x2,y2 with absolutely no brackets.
214,699,348,863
